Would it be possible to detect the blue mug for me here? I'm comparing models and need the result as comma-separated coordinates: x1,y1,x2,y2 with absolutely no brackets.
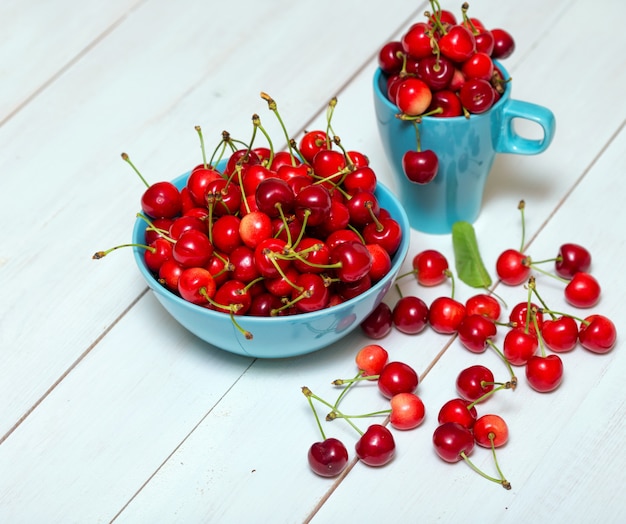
373,62,556,234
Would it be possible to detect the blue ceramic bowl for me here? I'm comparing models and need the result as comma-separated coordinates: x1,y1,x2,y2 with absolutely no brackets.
132,170,409,359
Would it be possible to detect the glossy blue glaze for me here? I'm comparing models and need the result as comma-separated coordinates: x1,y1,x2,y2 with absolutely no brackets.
373,63,555,234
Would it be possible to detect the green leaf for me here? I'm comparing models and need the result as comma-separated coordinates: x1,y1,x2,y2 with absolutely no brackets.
451,221,492,288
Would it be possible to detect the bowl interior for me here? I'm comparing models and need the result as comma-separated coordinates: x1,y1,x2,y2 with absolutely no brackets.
132,170,410,358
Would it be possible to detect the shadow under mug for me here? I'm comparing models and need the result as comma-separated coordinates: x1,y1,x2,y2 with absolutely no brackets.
373,62,556,234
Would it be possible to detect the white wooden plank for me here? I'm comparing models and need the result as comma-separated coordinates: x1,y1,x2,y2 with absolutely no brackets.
0,0,143,121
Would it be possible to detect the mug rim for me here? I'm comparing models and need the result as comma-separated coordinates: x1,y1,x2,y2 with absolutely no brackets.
374,60,510,121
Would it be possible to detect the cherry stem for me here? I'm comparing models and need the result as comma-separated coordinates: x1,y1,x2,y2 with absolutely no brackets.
253,114,275,167
333,371,362,409
488,433,512,489
518,200,526,252
302,387,327,440
528,262,569,284
486,340,518,388
325,97,339,148
460,451,511,490
194,125,209,169
467,380,515,410
260,91,297,166
529,282,556,320
305,388,364,436
92,242,153,259
121,152,150,188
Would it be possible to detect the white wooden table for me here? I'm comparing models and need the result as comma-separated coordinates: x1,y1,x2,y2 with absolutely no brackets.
1,0,624,522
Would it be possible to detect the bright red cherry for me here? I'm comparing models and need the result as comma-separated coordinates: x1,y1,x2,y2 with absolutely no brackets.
355,424,396,467
525,354,564,392
377,361,419,399
437,398,477,429
433,421,475,463
392,295,429,335
389,393,426,430
394,77,433,116
456,365,495,403
429,296,466,334
412,249,450,286
457,314,497,353
564,272,601,308
473,414,509,448
355,344,389,377
402,149,439,184
578,315,617,354
541,316,579,352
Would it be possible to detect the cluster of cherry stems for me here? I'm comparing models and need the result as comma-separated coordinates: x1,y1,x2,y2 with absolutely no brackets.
303,201,617,488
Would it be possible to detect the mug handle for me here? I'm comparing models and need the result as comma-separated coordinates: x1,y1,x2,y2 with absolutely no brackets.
497,100,556,155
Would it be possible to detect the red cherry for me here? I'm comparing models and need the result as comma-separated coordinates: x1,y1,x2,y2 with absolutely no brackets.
345,190,380,227
402,149,439,184
295,184,332,227
392,295,429,335
417,55,455,90
578,315,617,354
456,365,495,403
355,343,389,377
177,266,216,305
141,181,183,219
401,22,435,59
439,25,476,63
461,52,494,81
525,354,564,392
143,237,173,274
211,214,242,254
509,301,543,334
212,279,252,315
378,40,405,75
490,28,515,59
238,210,272,249
366,243,392,282
362,216,403,257
465,293,501,321
299,130,329,164
377,361,419,399
172,229,214,268
308,438,349,478
459,78,496,114
473,414,509,447
555,243,591,279
254,177,295,217
186,164,223,206
355,424,396,467
503,327,538,366
429,296,466,334
496,249,531,286
389,393,426,430
438,398,477,429
360,302,394,340
541,316,579,352
457,314,497,353
394,77,433,116
329,241,373,283
433,421,475,463
412,249,449,286
564,272,601,308
427,89,463,117
291,273,330,313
